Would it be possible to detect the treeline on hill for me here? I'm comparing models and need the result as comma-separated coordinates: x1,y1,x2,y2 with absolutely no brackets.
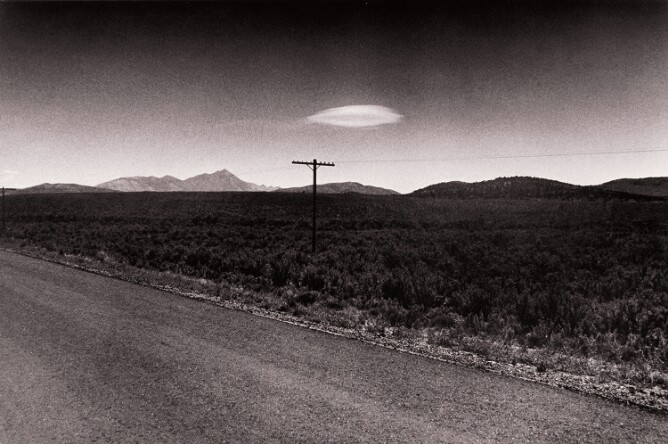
2,192,668,372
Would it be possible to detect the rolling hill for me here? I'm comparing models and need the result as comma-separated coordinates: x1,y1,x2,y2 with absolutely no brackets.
96,175,184,192
276,182,399,195
598,177,668,197
97,170,277,192
9,183,120,194
410,176,663,200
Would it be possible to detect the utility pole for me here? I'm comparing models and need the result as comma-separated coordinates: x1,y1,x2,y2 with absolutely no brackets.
1,187,17,231
292,159,335,253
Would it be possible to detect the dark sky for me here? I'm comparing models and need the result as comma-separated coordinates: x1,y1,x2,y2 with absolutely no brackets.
1,1,666,192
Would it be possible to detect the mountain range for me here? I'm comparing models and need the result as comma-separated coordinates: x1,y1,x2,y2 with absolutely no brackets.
8,183,119,194
96,170,399,194
6,170,668,199
97,170,277,192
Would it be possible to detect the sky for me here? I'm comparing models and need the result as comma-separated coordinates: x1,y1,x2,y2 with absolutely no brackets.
1,1,667,193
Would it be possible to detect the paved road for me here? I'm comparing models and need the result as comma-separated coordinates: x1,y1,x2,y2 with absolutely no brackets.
1,250,666,443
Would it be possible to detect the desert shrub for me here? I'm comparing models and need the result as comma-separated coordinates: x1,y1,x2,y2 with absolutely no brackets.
324,296,345,310
270,257,294,286
296,290,319,306
3,193,668,370
429,312,457,329
301,265,326,291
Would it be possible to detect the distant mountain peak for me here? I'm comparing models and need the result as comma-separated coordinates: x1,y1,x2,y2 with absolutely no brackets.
97,169,277,192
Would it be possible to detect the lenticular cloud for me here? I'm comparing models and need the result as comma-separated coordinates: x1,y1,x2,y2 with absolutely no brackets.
307,105,402,128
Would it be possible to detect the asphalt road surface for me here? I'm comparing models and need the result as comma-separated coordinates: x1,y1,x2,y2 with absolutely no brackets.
1,250,667,443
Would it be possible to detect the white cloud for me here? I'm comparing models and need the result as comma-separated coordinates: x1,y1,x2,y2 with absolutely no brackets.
307,105,402,128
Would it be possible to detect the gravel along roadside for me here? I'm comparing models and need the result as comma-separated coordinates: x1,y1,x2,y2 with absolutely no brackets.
3,245,667,415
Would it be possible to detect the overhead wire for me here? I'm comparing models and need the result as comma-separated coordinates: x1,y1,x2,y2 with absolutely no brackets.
335,148,668,164
237,148,668,178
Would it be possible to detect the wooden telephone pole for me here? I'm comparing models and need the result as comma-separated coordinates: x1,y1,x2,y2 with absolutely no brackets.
1,187,17,231
292,159,335,253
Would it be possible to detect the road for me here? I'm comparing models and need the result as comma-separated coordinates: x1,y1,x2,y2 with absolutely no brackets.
0,250,666,443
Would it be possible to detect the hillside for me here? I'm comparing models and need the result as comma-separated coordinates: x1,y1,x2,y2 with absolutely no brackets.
598,177,668,197
96,175,183,192
9,183,119,194
411,176,661,200
97,169,276,192
181,170,276,192
277,182,399,195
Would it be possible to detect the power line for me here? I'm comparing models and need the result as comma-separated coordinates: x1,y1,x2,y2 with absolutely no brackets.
336,148,668,165
240,148,668,176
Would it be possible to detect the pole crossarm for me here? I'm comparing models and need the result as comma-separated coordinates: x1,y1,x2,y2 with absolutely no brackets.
292,160,335,170
291,159,335,253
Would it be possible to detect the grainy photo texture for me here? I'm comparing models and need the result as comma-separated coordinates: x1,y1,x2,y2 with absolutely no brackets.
1,1,667,442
